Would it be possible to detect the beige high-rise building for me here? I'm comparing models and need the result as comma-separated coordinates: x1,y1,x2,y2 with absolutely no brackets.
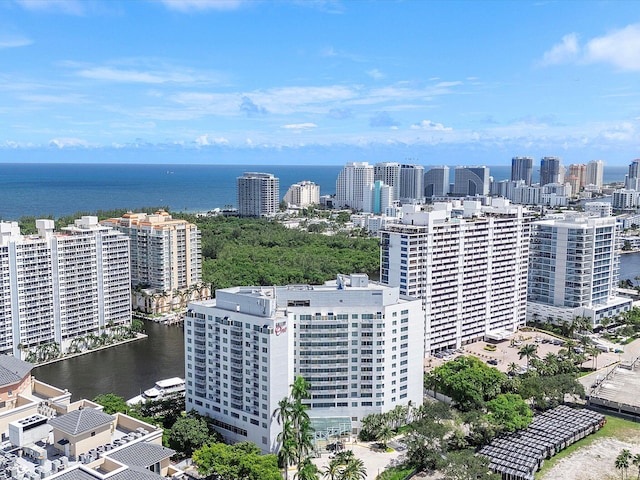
102,211,205,314
102,210,202,292
283,180,320,207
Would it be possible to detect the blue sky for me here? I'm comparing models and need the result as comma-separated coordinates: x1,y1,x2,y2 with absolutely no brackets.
1,0,640,165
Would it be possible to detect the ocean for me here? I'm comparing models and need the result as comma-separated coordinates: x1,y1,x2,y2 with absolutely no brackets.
0,163,629,220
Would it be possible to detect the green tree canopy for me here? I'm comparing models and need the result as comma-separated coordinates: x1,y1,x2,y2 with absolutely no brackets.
167,416,214,459
425,356,508,411
93,393,129,414
192,442,281,480
485,393,533,433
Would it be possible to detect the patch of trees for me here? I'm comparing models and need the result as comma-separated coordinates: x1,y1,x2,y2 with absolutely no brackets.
173,214,380,289
192,442,281,480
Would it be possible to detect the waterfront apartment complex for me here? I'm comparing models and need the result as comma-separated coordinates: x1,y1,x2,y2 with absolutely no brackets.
380,199,531,353
527,215,632,327
185,274,424,452
237,172,280,217
283,180,320,208
101,210,201,292
0,217,130,358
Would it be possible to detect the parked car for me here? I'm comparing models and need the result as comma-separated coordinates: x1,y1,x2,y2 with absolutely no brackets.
487,359,499,366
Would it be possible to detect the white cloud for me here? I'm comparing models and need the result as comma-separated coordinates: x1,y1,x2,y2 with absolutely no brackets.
159,0,245,12
48,137,90,148
539,33,580,66
434,81,462,88
585,24,640,71
367,69,385,80
282,123,317,130
0,35,32,48
411,120,453,131
195,134,229,146
77,67,196,84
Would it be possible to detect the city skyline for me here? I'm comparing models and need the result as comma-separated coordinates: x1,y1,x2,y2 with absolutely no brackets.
1,1,640,165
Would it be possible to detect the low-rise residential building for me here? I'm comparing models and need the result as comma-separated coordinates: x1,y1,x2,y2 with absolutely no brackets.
0,355,180,479
185,274,424,453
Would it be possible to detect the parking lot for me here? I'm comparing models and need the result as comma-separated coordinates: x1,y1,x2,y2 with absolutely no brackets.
425,329,623,374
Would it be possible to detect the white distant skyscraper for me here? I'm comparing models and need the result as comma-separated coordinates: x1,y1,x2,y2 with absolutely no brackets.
363,180,393,214
380,199,530,354
453,166,490,196
374,162,400,201
283,180,320,207
399,164,425,203
424,166,449,198
237,172,280,217
528,215,632,327
511,157,533,185
586,160,604,188
335,162,375,210
185,274,424,452
0,217,130,358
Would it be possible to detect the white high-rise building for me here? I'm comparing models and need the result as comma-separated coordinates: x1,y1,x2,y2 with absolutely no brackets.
283,180,320,208
237,172,280,218
380,199,531,354
335,162,375,211
374,162,401,201
0,217,130,358
399,164,425,203
363,181,394,214
102,210,201,292
528,215,632,327
184,274,424,453
586,160,604,189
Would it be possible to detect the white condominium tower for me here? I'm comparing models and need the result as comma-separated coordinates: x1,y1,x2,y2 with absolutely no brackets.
527,215,632,327
336,162,375,210
586,160,604,189
374,162,400,201
0,217,130,358
283,180,320,208
101,210,201,291
237,172,280,218
399,164,425,203
380,199,531,354
184,274,424,453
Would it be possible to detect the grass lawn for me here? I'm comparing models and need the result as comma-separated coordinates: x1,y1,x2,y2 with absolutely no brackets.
376,465,414,480
535,415,640,479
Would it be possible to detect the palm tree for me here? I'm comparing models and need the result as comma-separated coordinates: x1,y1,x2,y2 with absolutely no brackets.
295,458,319,480
616,449,632,480
291,376,311,403
322,460,341,480
632,453,640,480
277,429,298,480
518,344,538,369
507,362,520,376
273,397,295,426
340,457,367,480
588,346,602,371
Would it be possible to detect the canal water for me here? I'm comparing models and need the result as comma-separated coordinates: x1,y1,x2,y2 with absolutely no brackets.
619,251,640,285
33,320,184,402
